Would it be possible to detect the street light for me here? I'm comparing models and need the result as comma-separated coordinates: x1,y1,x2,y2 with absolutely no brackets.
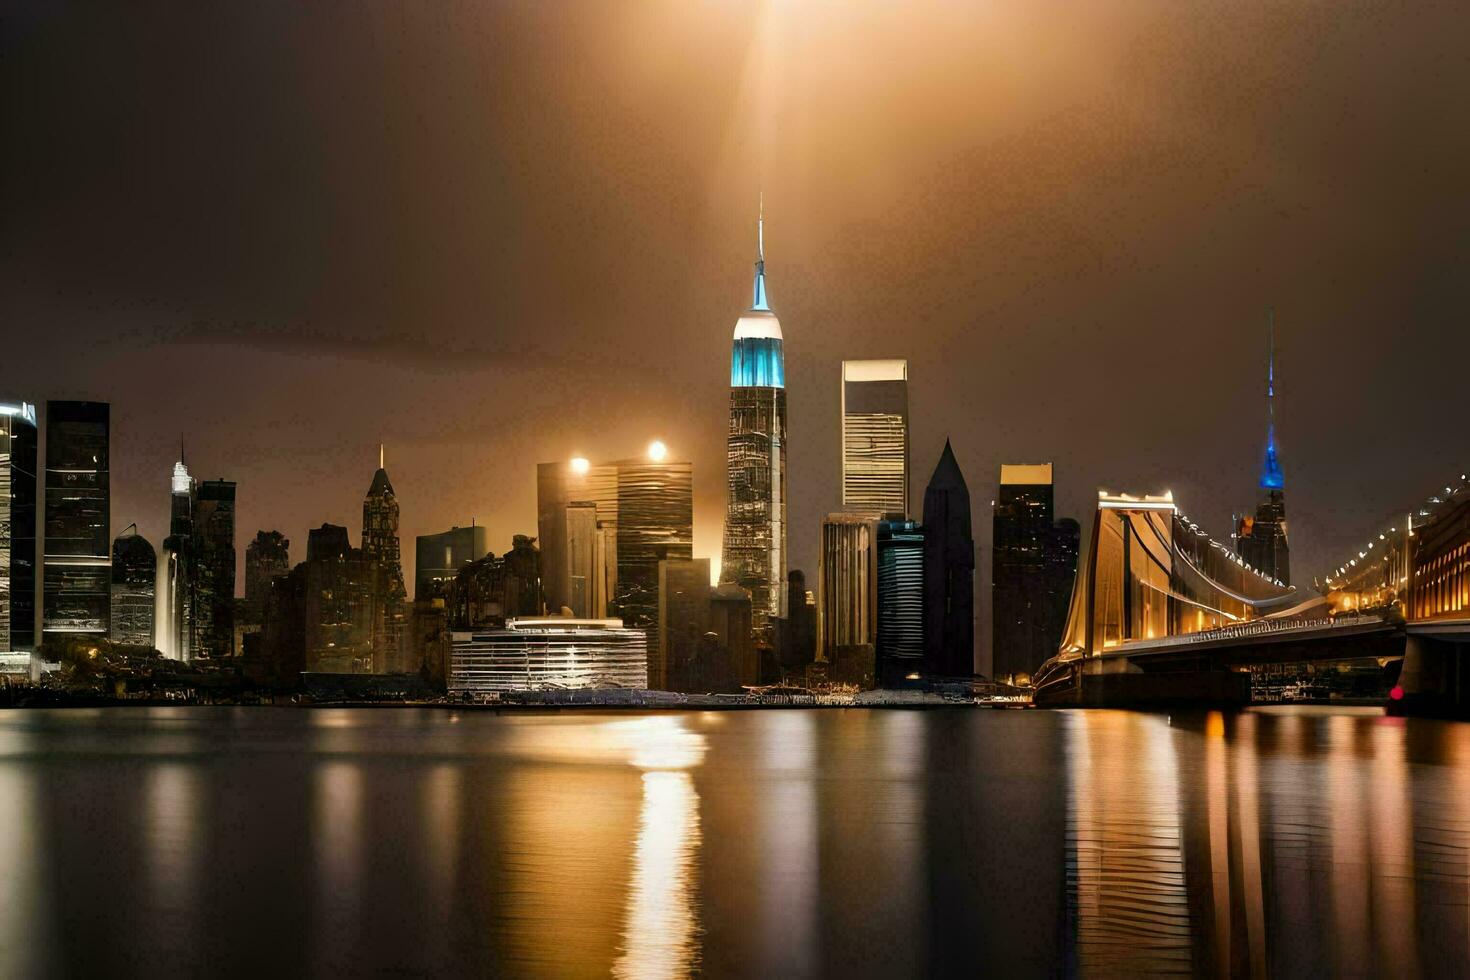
570,456,590,475
647,440,668,462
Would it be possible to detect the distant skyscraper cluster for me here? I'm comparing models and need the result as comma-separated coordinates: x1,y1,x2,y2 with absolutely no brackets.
0,206,1297,702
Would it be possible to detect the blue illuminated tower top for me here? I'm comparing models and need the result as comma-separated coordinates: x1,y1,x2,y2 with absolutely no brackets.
730,195,785,388
1259,313,1284,490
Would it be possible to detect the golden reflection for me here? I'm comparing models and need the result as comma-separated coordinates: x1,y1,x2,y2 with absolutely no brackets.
1064,711,1193,973
756,711,818,976
499,714,708,975
1230,713,1267,976
1369,719,1419,973
614,770,702,979
423,763,462,909
1204,711,1230,976
1326,715,1370,973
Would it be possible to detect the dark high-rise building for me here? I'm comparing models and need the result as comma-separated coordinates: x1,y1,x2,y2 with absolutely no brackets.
818,511,882,688
244,530,290,624
446,536,542,631
304,523,377,673
842,359,909,515
1236,323,1291,585
991,464,1081,686
775,569,816,675
415,525,488,599
362,449,407,669
42,400,110,646
921,440,975,678
110,525,156,647
721,202,788,647
710,583,756,687
190,479,236,657
157,456,193,660
656,557,710,692
877,519,925,685
0,402,38,662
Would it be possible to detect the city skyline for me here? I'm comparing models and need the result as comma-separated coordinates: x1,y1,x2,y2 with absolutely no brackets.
3,3,1468,676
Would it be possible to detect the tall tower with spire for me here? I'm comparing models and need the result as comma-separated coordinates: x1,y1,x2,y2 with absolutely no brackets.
720,197,788,647
1236,315,1291,584
363,445,407,672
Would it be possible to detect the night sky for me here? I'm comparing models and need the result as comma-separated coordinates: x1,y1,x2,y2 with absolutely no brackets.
4,2,1467,672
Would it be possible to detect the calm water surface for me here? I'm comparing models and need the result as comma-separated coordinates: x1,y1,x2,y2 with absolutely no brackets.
0,706,1467,977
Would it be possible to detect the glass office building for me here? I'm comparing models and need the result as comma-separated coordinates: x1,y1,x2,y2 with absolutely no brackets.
43,400,110,644
0,401,38,667
842,360,909,515
110,526,157,647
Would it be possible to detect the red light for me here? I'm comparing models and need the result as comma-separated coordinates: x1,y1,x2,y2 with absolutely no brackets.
1389,685,1405,701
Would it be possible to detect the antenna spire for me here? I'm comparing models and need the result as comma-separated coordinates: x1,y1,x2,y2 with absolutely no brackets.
379,443,385,470
750,193,770,311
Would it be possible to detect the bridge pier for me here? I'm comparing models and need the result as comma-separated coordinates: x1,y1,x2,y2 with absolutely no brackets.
1391,633,1469,719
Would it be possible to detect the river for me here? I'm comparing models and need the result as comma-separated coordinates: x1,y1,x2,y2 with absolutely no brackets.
0,706,1465,976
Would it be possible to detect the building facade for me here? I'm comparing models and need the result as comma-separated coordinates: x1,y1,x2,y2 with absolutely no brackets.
721,205,788,646
655,557,710,691
992,464,1081,685
362,455,407,669
42,400,111,646
0,402,38,663
842,359,909,515
818,512,883,686
415,525,488,600
156,458,193,660
446,535,543,631
191,479,236,658
110,525,156,647
303,523,378,673
876,519,925,685
921,440,975,678
243,530,290,624
449,618,648,694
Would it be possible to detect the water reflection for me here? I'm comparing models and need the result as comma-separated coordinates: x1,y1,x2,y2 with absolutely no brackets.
2,707,1468,976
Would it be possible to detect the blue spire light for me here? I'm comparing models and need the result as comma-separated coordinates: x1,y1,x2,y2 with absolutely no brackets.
1259,313,1284,490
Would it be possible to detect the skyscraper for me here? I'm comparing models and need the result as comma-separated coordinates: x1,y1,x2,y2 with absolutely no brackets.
991,464,1081,685
415,525,488,599
842,359,909,515
244,530,290,624
110,525,156,647
191,478,236,658
156,455,193,660
0,402,38,665
42,400,110,646
921,440,975,678
362,448,407,668
876,518,925,685
1236,320,1291,585
537,449,692,638
721,201,788,645
304,523,377,673
818,511,883,688
656,557,711,692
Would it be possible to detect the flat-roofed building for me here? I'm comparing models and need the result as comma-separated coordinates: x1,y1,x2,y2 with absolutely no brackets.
842,359,909,516
449,617,648,694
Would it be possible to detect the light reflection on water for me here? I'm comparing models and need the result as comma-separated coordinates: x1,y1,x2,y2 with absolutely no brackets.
0,706,1466,976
